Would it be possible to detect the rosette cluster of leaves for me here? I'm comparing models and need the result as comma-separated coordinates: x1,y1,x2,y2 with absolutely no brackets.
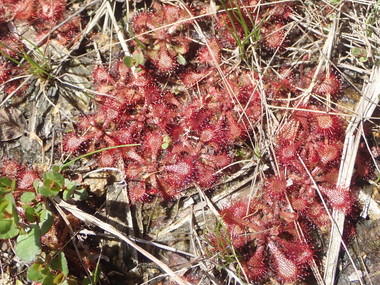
131,2,191,73
54,1,375,283
0,0,81,45
219,200,314,283
64,57,261,202
214,100,370,283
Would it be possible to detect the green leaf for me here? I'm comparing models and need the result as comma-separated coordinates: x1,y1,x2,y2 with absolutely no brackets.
351,47,362,56
44,170,65,189
33,179,42,191
133,52,145,65
52,165,61,173
51,252,69,276
38,207,53,236
82,278,91,285
53,272,65,284
176,54,187,65
38,185,60,197
123,56,134,67
0,177,16,194
27,263,46,281
37,169,65,197
0,218,19,239
64,179,77,191
20,192,36,203
81,268,100,285
0,220,13,235
132,37,146,49
0,199,9,213
161,135,171,150
0,193,19,239
63,189,72,201
81,261,100,285
15,225,41,262
72,188,88,201
63,179,77,200
42,273,55,285
24,206,37,223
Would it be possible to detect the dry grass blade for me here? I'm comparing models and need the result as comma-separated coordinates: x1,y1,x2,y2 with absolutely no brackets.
302,8,339,103
324,66,380,285
53,197,191,285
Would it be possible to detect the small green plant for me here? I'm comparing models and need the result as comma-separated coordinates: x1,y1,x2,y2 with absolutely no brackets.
0,168,87,284
0,144,137,284
27,252,70,285
352,47,368,63
0,177,19,239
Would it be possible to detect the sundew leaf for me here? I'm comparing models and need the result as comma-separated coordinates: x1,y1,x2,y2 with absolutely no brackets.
15,225,41,262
